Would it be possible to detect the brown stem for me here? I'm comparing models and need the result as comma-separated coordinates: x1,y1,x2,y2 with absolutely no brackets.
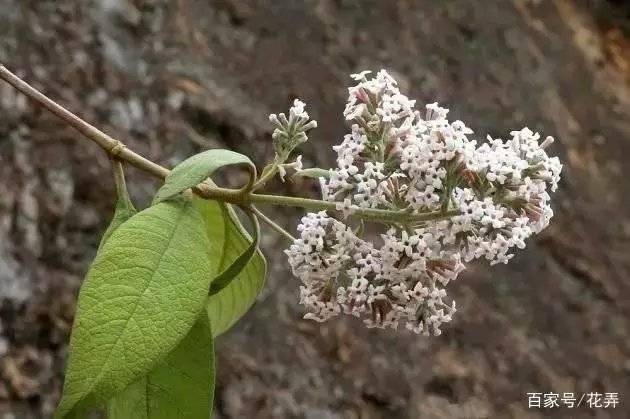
0,65,244,204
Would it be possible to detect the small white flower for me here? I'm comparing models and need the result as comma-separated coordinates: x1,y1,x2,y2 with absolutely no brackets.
350,70,372,80
278,155,303,181
335,198,358,218
289,99,308,120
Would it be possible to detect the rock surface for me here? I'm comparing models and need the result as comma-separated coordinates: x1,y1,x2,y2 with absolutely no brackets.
1,1,629,418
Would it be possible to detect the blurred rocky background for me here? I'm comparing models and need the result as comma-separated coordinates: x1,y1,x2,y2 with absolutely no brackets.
1,1,630,418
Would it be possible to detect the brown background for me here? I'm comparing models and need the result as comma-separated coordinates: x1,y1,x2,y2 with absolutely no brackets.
1,1,629,418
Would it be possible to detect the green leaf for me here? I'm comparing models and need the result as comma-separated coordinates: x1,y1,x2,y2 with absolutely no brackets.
209,208,260,296
152,149,256,205
291,167,330,181
107,312,215,419
193,197,266,337
56,198,214,418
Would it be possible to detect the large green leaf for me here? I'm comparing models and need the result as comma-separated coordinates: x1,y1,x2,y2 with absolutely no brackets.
107,312,215,419
193,197,266,337
152,149,256,205
56,198,214,418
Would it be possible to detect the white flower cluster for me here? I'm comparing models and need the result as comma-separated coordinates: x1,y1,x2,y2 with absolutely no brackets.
269,99,317,181
269,99,317,148
284,70,562,335
287,211,462,335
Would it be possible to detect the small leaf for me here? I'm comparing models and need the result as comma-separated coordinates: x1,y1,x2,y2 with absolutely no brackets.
107,312,215,419
193,197,266,337
56,198,214,418
209,208,260,296
153,149,256,205
291,167,330,181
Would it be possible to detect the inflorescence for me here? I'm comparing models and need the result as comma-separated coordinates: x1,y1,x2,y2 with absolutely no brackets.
279,70,561,336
